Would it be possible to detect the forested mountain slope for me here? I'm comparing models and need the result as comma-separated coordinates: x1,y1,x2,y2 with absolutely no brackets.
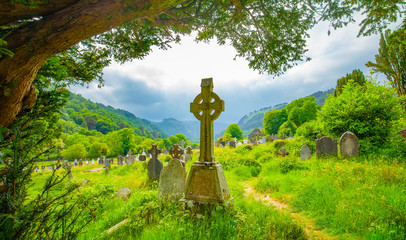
59,93,166,138
238,88,334,131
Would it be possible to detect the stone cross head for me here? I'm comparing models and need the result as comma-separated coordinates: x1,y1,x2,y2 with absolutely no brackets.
190,78,224,162
169,144,184,159
148,144,161,159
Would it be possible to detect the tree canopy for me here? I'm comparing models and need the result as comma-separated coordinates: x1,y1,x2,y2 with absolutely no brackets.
0,0,405,127
224,123,243,141
366,22,406,107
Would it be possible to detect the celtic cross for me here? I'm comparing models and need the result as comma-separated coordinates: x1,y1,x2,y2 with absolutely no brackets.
169,144,184,159
148,144,161,160
190,78,224,162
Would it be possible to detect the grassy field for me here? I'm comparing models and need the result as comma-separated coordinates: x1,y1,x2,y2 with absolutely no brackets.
28,141,406,239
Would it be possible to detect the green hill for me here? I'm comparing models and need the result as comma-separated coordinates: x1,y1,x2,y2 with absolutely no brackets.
155,118,200,141
237,88,334,133
59,92,166,138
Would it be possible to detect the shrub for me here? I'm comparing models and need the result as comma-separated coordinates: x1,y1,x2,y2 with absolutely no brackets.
318,79,403,153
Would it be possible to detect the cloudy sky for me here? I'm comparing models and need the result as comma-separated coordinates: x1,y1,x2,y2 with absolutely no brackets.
70,19,394,128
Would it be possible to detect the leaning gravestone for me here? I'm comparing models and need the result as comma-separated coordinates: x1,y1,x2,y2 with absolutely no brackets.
147,144,163,181
315,136,337,157
158,144,187,201
339,131,359,157
397,128,406,139
300,144,311,160
185,78,230,204
139,148,147,161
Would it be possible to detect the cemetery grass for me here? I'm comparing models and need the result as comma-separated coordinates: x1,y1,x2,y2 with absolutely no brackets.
28,158,306,240
27,142,406,239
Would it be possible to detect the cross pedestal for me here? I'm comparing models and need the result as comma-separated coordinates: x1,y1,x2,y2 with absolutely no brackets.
184,78,230,204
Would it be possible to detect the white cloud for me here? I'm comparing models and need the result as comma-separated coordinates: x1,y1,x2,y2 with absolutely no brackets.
71,19,392,126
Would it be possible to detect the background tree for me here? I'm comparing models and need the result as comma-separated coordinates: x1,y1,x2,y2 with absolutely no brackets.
0,0,404,127
334,69,367,97
366,22,406,107
277,120,297,138
224,123,243,141
286,96,320,126
318,78,403,152
263,109,288,135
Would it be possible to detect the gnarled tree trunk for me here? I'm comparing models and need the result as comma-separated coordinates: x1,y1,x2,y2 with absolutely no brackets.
0,0,180,127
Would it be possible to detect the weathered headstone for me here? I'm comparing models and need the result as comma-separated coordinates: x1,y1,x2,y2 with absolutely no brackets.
74,159,78,166
85,160,89,165
243,139,248,144
117,155,124,165
115,187,131,201
315,136,337,157
79,158,83,166
147,144,163,181
259,136,266,144
41,165,45,170
229,139,236,148
63,160,73,178
185,78,230,204
92,159,95,165
339,131,359,157
397,128,406,139
139,148,147,161
179,139,186,148
104,158,110,175
237,142,243,147
158,144,186,201
300,144,311,160
185,146,193,162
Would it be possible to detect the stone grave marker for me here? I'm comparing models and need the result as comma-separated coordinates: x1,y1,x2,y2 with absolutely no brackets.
229,139,236,148
397,128,406,139
104,158,110,175
117,155,124,165
243,139,248,144
288,132,294,139
259,136,266,144
34,166,39,172
169,144,185,166
92,159,95,164
85,160,89,165
237,142,243,147
158,144,187,201
184,146,193,162
185,78,230,204
79,158,83,166
339,131,359,157
41,165,45,170
179,139,186,148
315,136,337,157
139,148,147,161
63,160,72,178
300,144,311,160
147,144,163,181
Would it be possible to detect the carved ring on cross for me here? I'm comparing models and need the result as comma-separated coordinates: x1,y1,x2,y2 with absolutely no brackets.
169,144,184,159
191,92,223,121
